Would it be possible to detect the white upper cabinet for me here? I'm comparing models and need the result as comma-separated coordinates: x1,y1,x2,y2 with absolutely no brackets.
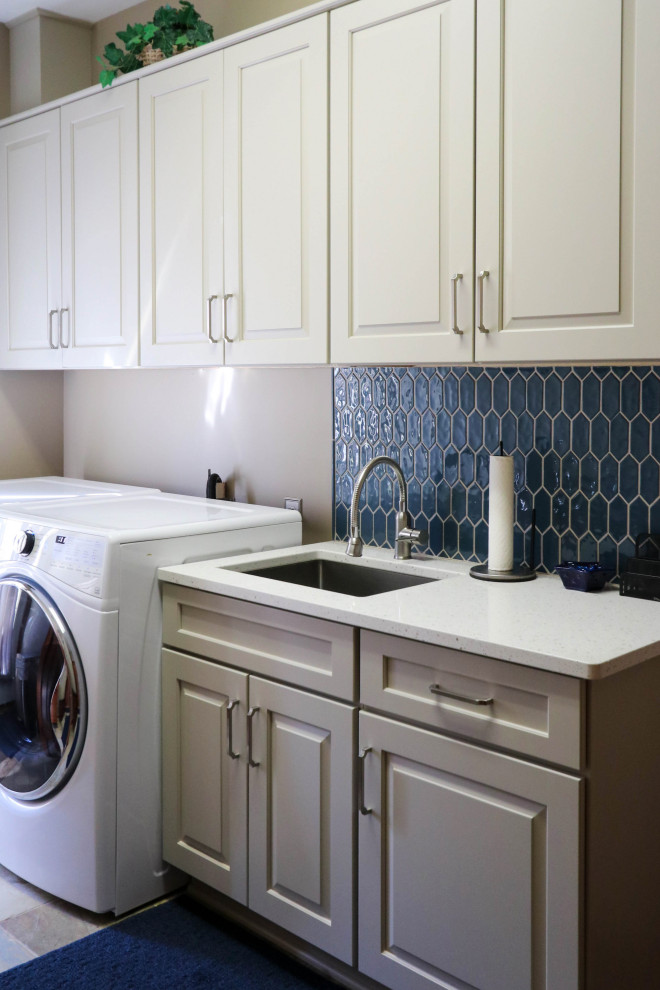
139,53,224,367
4,0,659,370
0,110,62,369
475,0,660,363
0,86,138,370
60,83,139,368
140,18,327,369
330,0,475,366
223,15,328,365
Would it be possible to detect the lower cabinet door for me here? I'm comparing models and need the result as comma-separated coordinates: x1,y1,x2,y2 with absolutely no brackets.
162,649,248,902
247,677,355,964
358,712,581,990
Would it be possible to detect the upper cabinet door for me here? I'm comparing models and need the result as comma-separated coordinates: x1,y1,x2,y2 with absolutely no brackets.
475,0,660,363
223,15,328,365
139,53,224,367
0,109,62,369
330,0,475,366
60,83,139,368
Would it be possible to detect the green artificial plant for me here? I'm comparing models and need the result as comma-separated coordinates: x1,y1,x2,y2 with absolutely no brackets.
97,1,214,87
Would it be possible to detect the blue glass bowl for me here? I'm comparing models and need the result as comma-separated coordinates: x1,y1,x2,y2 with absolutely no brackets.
554,561,614,592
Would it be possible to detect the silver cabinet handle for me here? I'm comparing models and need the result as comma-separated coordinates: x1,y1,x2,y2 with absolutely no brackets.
59,308,70,348
429,683,494,707
247,706,260,767
48,309,59,349
226,699,239,760
222,293,235,344
207,295,219,343
477,270,490,334
450,273,463,335
358,747,372,815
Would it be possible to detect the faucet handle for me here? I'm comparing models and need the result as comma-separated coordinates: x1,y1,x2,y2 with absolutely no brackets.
395,527,428,559
398,527,428,545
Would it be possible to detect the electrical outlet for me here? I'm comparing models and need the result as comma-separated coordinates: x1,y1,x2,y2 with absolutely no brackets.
284,497,303,515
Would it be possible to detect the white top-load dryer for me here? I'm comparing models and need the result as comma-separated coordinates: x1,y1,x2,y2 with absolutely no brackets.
0,476,159,503
0,492,301,915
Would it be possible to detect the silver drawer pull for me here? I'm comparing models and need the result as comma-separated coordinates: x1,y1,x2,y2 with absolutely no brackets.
358,747,372,815
450,273,463,335
48,309,59,349
207,294,219,343
59,308,70,348
226,699,239,760
477,270,489,333
429,684,494,707
247,706,260,767
222,293,235,343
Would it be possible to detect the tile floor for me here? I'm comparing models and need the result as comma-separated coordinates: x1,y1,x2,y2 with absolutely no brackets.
0,864,121,973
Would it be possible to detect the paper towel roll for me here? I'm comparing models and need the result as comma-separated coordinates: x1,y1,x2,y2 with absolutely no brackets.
488,454,514,572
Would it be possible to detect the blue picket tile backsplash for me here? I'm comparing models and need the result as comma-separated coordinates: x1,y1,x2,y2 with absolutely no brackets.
333,366,660,576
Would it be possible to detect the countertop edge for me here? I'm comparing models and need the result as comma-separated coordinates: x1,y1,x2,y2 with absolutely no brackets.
158,543,660,680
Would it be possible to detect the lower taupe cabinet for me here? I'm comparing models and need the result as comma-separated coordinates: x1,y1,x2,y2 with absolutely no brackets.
161,584,660,990
358,711,580,990
162,647,355,964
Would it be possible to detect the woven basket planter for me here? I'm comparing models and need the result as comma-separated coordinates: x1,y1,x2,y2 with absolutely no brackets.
137,44,166,65
137,43,193,66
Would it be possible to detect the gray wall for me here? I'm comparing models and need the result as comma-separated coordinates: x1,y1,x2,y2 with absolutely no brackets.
63,367,333,543
6,12,92,115
0,372,63,479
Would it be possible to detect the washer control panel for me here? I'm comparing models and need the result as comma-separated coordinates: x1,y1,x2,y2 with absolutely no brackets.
0,520,108,597
49,532,106,595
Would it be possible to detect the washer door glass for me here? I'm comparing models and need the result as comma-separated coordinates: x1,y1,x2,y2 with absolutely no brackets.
0,578,86,801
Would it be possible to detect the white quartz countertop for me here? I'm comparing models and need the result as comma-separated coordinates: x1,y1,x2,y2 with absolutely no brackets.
158,541,660,680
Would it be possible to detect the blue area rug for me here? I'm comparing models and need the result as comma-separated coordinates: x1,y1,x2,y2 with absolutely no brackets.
0,897,341,989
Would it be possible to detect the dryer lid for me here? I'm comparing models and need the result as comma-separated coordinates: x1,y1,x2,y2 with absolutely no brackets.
0,492,299,542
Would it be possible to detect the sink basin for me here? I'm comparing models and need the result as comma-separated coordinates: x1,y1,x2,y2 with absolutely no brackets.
245,557,437,597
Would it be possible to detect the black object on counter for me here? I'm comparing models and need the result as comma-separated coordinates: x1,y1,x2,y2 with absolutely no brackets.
620,533,660,601
529,507,536,572
206,469,223,499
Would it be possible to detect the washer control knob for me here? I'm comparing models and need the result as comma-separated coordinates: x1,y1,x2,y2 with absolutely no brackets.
16,530,36,557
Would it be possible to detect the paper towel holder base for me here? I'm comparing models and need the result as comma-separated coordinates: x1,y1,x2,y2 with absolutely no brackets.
469,563,537,583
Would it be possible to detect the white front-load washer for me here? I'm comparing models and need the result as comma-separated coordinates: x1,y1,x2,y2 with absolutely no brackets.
0,493,301,915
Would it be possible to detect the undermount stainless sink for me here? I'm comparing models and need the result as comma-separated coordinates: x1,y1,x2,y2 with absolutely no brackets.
245,557,438,597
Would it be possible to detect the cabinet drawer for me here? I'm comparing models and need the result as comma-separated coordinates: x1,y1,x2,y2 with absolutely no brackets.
360,631,583,769
162,585,357,701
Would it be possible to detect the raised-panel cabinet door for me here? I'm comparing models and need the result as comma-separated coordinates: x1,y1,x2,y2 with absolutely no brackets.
358,712,581,990
330,0,475,366
0,109,62,369
161,649,248,903
247,677,354,964
223,15,328,365
139,53,224,367
475,0,660,362
60,83,139,368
